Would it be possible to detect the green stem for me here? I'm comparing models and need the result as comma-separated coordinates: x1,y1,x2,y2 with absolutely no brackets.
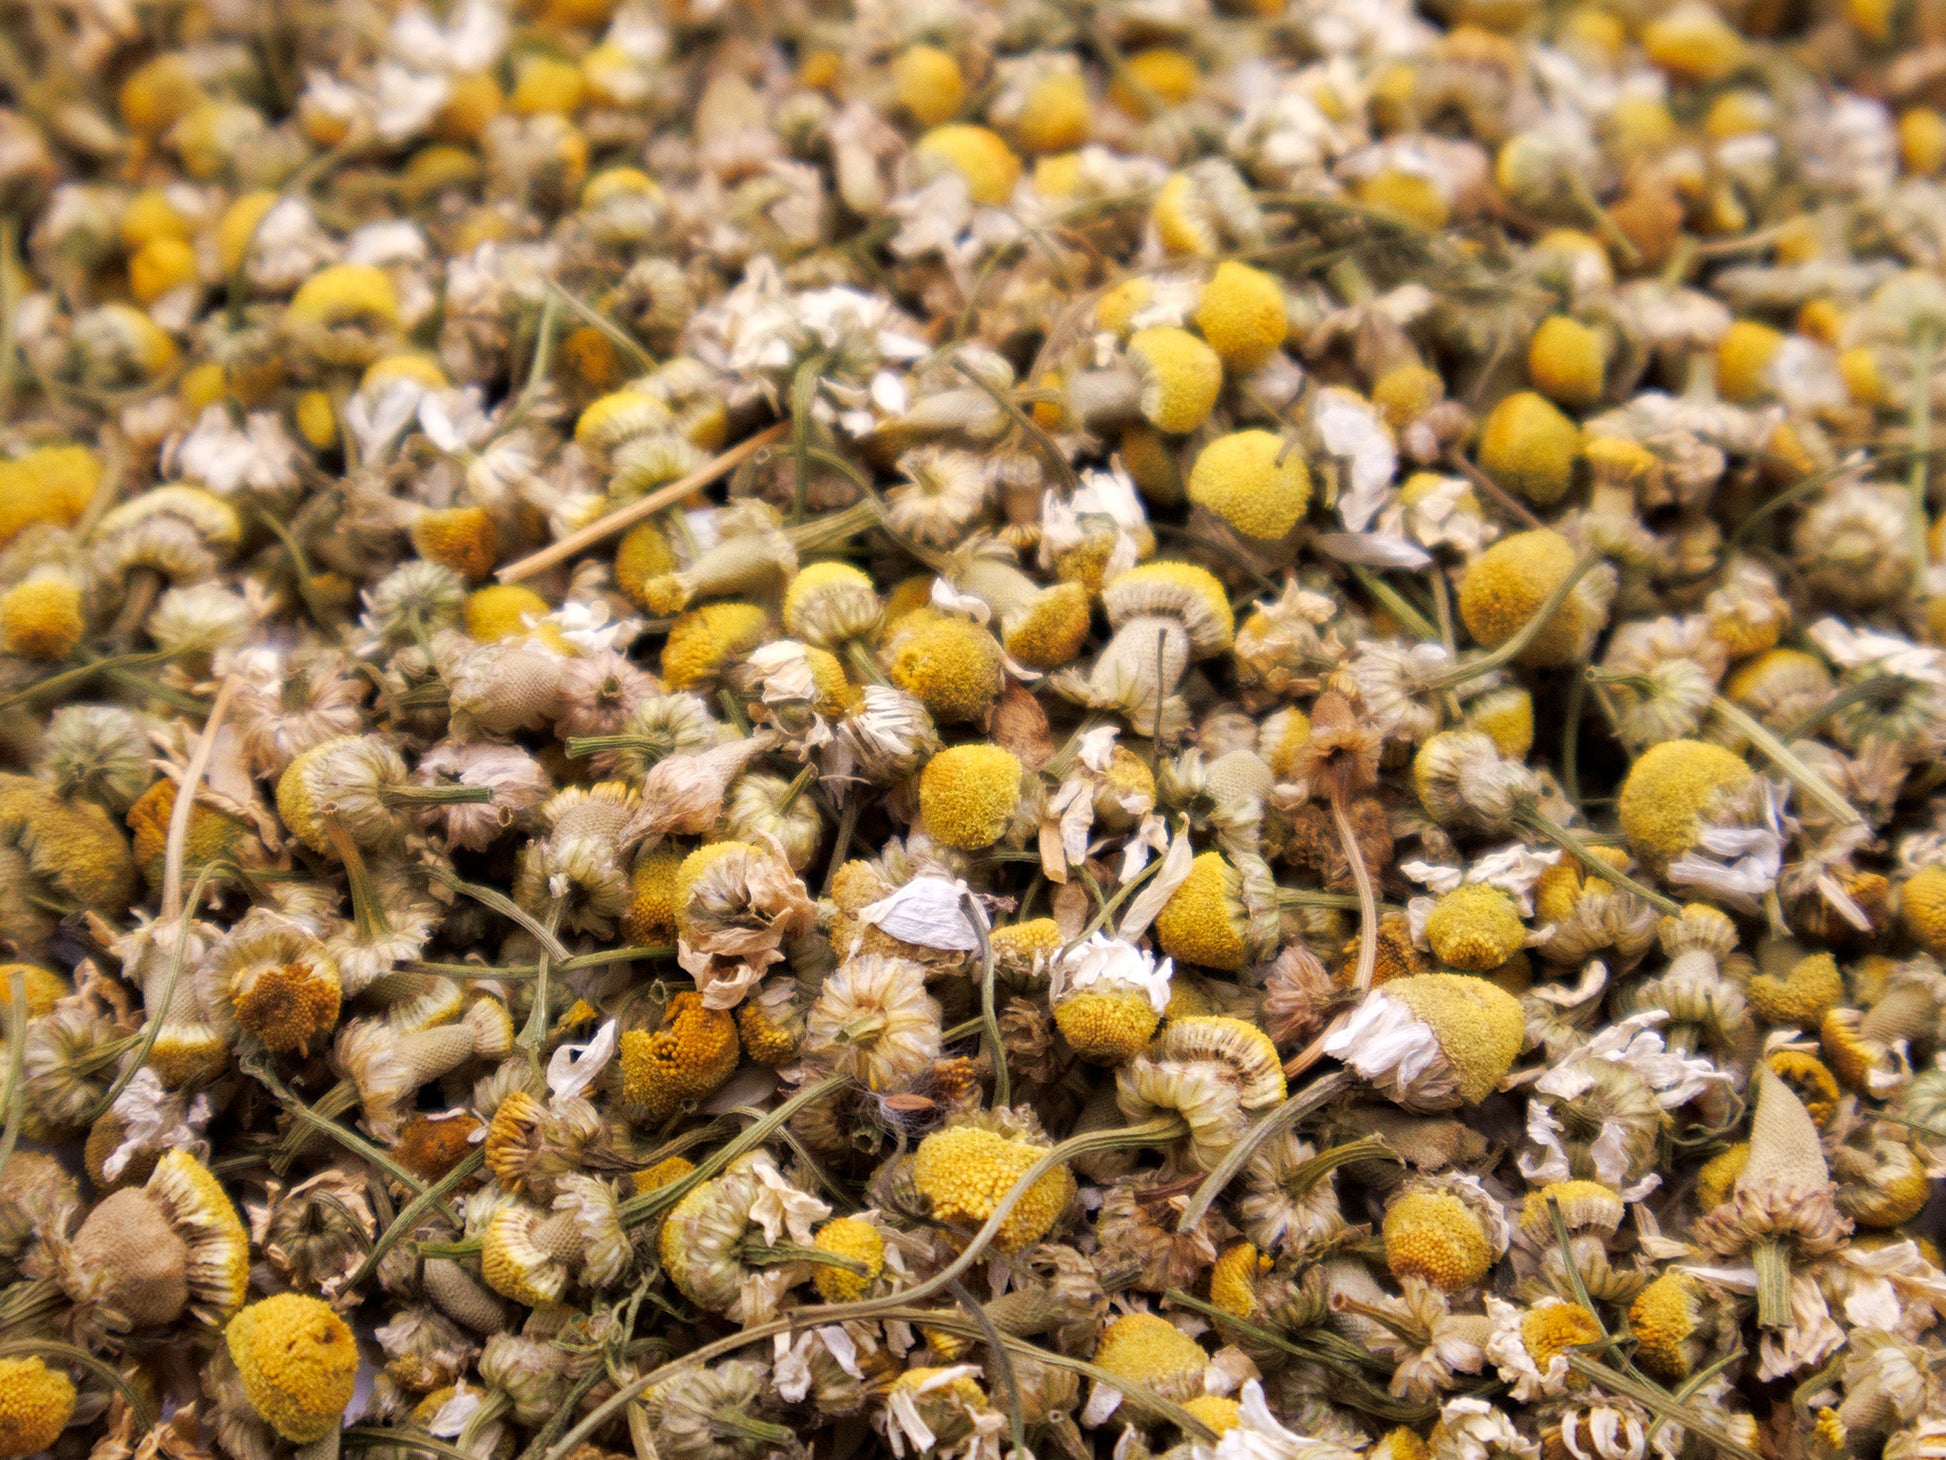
1344,563,1438,641
344,1427,478,1460
966,891,1008,1109
617,1073,853,1226
1562,658,1588,806
545,278,654,374
1706,693,1860,826
0,215,17,426
1176,1071,1354,1233
714,1412,796,1448
1515,809,1680,915
344,1148,485,1292
1426,550,1601,691
245,1057,460,1224
1781,676,1901,743
1063,853,1164,950
789,352,829,526
517,898,564,1057
1751,1237,1792,1330
950,358,1077,493
405,947,674,978
1911,326,1938,593
85,861,225,1125
427,866,571,961
256,509,337,629
0,648,179,714
0,970,25,1187
1563,1354,1765,1460
738,1240,867,1275
380,783,497,808
822,793,862,897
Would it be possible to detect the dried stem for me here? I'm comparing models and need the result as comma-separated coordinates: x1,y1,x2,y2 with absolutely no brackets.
161,674,239,922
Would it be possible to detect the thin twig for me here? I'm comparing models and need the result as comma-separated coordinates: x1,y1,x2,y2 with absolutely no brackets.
498,423,788,582
161,675,239,923
0,970,25,1187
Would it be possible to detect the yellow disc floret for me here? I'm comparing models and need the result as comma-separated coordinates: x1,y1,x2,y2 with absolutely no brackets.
1182,1395,1244,1435
1423,883,1526,972
1695,1142,1749,1210
1054,989,1162,1064
1521,1301,1602,1368
465,584,553,643
914,124,1022,205
1627,1272,1701,1381
1193,262,1287,371
891,617,1004,723
1128,327,1224,434
1383,973,1527,1105
911,1125,1075,1252
412,507,499,583
225,1294,359,1443
0,577,84,660
0,1357,74,1459
287,264,400,332
661,602,768,688
1641,2,1748,82
1092,1311,1207,1400
1458,529,1603,669
892,46,966,127
1209,1241,1269,1318
1478,391,1581,506
1154,852,1247,972
811,1217,886,1301
1903,865,1946,957
1188,430,1311,541
0,444,102,547
1526,316,1604,409
1616,739,1755,865
1383,1190,1494,1290
1015,72,1091,153
1717,320,1783,403
1747,951,1844,1028
620,991,741,1120
919,743,1022,849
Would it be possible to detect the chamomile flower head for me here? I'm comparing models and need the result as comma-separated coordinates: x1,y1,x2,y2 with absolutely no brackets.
1189,430,1312,541
0,1359,74,1459
1129,328,1225,434
811,1216,885,1301
1478,392,1581,506
1459,530,1614,668
1424,883,1527,972
1050,934,1171,1063
1324,973,1526,1109
619,992,741,1120
1616,739,1757,866
1155,851,1274,972
911,1124,1075,1253
914,124,1022,204
225,1294,359,1442
1092,1311,1208,1402
1627,1272,1705,1381
919,743,1023,848
803,953,942,1090
783,561,882,648
1384,1186,1501,1290
1195,262,1289,371
890,615,1004,724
